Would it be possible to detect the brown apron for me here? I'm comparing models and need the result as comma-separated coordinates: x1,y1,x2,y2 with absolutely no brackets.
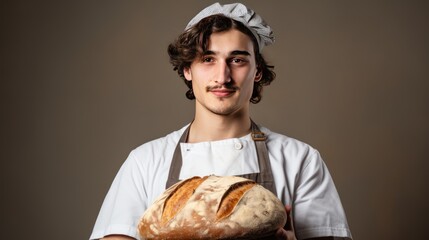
165,120,277,195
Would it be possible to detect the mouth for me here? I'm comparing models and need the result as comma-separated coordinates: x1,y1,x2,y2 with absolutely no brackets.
207,86,238,97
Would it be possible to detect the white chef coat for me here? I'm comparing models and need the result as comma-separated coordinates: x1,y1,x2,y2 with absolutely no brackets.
90,124,352,239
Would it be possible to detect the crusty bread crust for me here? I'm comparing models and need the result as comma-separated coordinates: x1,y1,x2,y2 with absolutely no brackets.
139,175,286,240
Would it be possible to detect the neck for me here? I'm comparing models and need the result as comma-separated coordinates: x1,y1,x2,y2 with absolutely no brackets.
188,111,252,143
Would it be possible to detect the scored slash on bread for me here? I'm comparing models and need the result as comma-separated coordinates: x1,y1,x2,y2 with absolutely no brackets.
139,175,286,240
216,180,256,221
161,176,209,224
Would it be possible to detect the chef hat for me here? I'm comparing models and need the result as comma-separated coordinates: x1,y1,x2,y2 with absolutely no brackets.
185,2,274,52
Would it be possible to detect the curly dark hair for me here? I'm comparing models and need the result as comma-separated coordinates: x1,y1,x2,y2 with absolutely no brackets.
167,14,275,104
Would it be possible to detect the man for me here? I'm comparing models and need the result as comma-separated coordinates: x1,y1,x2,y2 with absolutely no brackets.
90,3,352,240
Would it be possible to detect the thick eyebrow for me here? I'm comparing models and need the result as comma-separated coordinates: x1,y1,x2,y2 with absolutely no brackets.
202,50,216,56
202,50,252,56
230,50,251,56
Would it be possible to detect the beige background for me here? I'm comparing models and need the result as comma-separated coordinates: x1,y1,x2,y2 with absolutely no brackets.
2,1,428,239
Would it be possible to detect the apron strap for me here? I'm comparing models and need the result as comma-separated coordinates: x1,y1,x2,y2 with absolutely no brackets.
165,125,189,189
249,120,277,195
165,120,277,195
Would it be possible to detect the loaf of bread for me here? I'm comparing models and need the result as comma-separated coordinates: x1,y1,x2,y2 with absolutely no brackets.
138,175,286,240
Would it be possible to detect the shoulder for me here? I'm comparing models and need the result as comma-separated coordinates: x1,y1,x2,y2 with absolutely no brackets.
260,125,323,174
131,124,189,156
261,126,318,156
123,124,189,168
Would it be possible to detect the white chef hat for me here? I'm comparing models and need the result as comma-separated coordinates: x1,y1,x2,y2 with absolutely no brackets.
185,2,274,52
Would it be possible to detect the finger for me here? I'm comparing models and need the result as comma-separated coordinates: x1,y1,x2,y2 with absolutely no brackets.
275,228,288,240
284,205,294,232
275,228,296,240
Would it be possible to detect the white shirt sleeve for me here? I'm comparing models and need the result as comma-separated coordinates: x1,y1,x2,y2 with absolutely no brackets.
293,149,352,239
90,151,147,240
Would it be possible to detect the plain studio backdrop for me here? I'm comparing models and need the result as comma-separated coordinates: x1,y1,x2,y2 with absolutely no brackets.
2,1,428,239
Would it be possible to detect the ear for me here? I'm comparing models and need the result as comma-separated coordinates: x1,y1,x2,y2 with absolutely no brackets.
184,67,192,81
254,68,262,82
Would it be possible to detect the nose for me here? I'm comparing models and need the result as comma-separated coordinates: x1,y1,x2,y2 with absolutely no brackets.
215,60,231,85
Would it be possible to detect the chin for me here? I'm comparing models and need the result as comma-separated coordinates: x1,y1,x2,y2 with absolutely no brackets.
207,105,241,116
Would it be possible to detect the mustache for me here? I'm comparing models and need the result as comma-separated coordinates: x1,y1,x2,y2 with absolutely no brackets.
206,85,239,91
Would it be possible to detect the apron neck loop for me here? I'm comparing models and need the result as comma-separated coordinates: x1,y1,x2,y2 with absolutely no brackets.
250,119,266,141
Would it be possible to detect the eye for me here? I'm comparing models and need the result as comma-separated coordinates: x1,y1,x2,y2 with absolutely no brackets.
202,56,214,63
229,58,247,64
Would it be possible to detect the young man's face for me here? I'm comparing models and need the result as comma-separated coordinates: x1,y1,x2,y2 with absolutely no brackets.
184,28,261,117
